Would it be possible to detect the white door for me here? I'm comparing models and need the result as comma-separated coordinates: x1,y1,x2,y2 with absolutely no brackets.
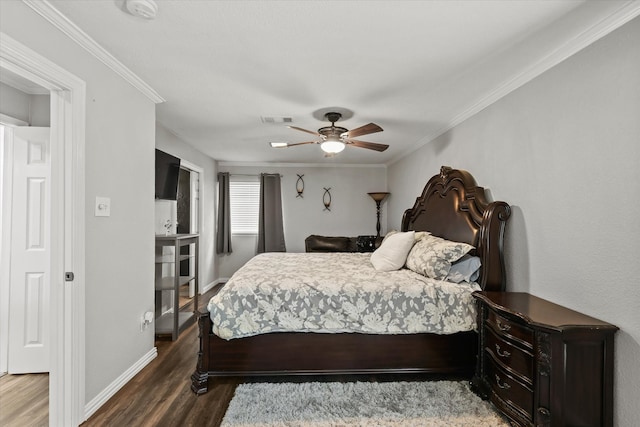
7,126,51,374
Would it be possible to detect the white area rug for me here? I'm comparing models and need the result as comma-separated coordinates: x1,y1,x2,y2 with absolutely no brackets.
221,380,509,426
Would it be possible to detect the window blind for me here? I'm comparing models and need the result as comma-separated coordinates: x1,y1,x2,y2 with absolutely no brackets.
230,178,260,234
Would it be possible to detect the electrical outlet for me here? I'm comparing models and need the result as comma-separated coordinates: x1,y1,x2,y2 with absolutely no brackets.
140,311,154,331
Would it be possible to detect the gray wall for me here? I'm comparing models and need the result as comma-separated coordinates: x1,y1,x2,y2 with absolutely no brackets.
2,1,156,405
0,81,50,126
217,164,387,278
388,17,640,426
155,123,218,290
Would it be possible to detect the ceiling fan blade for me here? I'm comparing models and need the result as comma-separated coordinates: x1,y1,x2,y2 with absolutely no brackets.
346,139,389,152
287,141,317,147
288,126,320,136
342,123,383,139
270,141,317,148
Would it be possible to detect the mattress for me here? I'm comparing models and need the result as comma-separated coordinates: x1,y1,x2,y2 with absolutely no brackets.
208,252,480,340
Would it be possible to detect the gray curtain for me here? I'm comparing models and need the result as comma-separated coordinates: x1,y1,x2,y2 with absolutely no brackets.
216,172,232,254
257,173,286,253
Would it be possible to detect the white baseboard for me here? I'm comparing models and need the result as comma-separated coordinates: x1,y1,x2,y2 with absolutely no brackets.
84,347,158,420
201,278,228,294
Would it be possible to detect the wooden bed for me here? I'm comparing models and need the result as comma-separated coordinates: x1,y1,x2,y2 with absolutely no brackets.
191,166,511,394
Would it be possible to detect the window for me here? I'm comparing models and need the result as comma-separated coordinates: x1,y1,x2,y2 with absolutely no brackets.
229,177,260,234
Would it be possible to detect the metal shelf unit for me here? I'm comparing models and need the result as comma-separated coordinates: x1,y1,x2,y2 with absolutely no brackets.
155,234,199,340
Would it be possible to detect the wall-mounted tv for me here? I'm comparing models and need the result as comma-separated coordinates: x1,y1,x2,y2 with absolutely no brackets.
155,149,181,200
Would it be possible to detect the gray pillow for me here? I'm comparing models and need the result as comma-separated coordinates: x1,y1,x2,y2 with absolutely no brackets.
446,255,481,283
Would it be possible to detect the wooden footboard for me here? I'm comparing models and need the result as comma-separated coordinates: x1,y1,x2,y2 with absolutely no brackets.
191,309,477,394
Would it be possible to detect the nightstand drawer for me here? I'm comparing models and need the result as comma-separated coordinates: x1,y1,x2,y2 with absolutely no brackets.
485,327,533,383
486,357,533,422
487,310,534,349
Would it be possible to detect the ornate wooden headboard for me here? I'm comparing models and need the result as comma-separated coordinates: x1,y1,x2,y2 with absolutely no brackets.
401,166,511,291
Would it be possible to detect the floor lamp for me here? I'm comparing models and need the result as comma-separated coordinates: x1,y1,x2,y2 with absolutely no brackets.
367,192,390,237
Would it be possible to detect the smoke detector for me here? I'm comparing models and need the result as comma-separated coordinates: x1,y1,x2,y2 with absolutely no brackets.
125,0,158,20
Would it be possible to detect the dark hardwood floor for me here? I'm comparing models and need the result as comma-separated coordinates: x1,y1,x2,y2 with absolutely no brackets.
0,287,234,427
83,286,235,427
2,285,471,426
83,322,236,426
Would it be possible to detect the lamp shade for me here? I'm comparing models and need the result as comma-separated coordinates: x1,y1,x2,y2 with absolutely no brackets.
368,192,390,203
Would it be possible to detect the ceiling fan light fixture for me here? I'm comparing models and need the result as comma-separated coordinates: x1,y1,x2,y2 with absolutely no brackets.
321,138,345,154
270,142,288,148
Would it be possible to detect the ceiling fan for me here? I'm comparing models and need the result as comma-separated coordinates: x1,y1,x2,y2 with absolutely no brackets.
270,112,388,155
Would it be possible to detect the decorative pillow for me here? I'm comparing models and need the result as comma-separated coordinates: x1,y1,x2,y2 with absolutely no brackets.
406,235,474,280
382,230,430,244
370,231,416,272
446,255,482,283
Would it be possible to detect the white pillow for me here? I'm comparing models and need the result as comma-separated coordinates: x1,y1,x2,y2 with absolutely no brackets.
370,231,416,271
383,230,430,244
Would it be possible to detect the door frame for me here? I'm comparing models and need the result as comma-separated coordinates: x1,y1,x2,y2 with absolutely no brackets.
179,159,202,235
179,160,203,292
1,33,86,425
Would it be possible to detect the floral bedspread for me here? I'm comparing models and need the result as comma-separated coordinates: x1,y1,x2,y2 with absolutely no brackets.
208,252,480,340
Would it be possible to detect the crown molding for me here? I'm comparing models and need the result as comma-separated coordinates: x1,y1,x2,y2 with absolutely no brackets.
22,0,165,104
388,1,640,166
218,161,387,169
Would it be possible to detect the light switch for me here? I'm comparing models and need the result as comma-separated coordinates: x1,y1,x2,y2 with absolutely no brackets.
95,196,111,217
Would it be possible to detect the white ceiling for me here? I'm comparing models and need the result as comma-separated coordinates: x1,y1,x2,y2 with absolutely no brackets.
44,0,634,165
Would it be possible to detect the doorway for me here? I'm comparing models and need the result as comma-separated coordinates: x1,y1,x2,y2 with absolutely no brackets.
175,162,200,311
1,34,86,426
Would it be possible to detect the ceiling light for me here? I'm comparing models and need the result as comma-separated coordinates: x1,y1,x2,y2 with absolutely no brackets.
270,142,288,148
321,137,345,154
125,0,158,20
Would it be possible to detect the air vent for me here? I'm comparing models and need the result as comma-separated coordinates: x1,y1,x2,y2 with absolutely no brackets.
261,116,294,124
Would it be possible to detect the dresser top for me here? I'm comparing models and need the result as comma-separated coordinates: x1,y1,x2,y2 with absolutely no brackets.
474,291,618,331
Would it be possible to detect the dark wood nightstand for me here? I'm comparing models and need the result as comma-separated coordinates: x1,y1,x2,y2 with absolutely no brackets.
472,291,618,427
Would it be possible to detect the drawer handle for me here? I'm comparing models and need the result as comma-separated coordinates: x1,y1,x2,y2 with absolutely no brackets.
495,344,511,358
496,319,511,332
495,374,511,390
